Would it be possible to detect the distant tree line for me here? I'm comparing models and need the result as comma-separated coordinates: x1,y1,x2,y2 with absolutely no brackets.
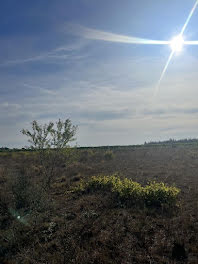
144,138,198,145
1,137,198,152
0,147,27,152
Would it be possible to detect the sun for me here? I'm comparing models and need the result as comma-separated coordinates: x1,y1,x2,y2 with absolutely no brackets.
170,35,184,52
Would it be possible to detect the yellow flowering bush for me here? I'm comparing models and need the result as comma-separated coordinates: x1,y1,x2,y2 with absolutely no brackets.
144,181,180,206
73,174,180,207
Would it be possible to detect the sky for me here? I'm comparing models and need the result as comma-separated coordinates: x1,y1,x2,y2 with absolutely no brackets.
1,0,198,147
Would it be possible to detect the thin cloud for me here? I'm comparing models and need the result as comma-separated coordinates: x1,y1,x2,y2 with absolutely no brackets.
0,40,88,67
0,52,53,66
23,83,57,95
65,23,169,45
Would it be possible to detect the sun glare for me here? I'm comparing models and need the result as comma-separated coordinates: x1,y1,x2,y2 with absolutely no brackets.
170,35,184,52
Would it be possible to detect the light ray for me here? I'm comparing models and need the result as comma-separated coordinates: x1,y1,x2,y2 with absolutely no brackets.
154,50,175,96
181,0,198,35
154,0,198,96
184,40,198,45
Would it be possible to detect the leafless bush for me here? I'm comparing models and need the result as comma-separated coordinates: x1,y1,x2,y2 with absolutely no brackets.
21,119,78,189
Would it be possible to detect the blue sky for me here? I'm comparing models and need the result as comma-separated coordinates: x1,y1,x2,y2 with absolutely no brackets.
1,0,198,147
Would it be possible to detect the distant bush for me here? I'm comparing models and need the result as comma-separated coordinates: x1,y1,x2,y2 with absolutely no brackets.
104,150,114,160
73,175,180,208
79,149,105,163
79,149,94,162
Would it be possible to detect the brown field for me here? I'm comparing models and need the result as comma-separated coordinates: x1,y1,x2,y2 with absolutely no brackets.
0,145,198,263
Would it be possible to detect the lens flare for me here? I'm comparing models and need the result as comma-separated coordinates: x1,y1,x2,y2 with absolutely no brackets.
170,35,184,52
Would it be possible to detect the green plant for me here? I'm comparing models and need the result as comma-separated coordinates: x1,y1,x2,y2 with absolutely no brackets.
144,181,180,207
21,119,77,188
73,175,180,208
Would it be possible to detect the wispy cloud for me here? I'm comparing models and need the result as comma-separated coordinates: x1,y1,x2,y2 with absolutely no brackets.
0,39,88,67
65,23,169,45
23,83,57,95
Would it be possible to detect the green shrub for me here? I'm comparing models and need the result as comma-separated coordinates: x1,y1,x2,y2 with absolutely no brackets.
144,181,180,207
73,175,180,208
104,150,114,160
113,177,143,202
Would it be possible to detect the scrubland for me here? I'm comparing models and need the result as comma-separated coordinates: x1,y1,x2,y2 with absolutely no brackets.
0,145,198,263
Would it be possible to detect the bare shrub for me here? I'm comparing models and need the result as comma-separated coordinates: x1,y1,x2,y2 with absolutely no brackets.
21,119,77,188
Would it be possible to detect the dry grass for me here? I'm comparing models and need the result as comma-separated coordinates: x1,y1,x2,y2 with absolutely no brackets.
0,145,198,263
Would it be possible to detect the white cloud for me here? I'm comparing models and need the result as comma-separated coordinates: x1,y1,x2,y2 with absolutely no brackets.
64,23,169,45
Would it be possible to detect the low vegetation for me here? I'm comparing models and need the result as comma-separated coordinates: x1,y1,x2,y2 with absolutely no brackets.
74,174,180,208
0,119,198,263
